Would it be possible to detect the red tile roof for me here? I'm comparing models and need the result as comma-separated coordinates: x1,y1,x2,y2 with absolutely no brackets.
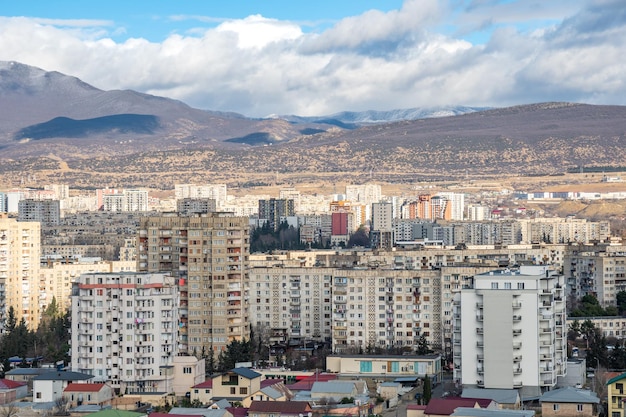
0,379,26,390
261,378,284,388
64,383,106,392
192,379,213,389
424,398,480,415
226,407,249,417
248,401,312,414
287,374,337,390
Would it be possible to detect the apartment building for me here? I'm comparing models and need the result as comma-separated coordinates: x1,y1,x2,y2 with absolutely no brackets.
137,212,251,356
249,267,332,345
258,199,295,230
175,184,227,209
0,215,41,331
18,199,61,225
564,244,626,307
40,257,136,312
453,265,567,397
102,189,149,212
70,272,179,394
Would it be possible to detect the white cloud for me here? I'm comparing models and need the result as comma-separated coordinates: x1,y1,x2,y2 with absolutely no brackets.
0,0,625,117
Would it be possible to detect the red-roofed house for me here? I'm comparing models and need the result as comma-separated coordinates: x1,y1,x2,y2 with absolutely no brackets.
190,379,213,405
248,400,313,417
63,383,113,408
286,374,337,391
0,379,27,404
423,398,483,416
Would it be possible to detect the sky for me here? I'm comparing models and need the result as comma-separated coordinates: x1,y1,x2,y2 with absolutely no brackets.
1,0,625,117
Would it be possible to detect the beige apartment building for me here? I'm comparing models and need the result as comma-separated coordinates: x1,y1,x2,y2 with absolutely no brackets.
0,215,41,331
137,212,251,356
40,258,135,311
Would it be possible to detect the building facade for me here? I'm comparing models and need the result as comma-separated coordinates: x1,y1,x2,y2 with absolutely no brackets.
453,265,567,397
0,215,41,331
137,213,251,356
70,272,179,394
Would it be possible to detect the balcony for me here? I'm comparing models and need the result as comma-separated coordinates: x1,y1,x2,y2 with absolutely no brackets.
512,315,521,322
476,328,483,335
513,329,522,336
513,368,522,375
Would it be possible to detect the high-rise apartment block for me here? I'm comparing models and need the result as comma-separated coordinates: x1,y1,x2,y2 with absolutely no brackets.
0,215,41,331
175,184,227,209
70,272,178,394
453,265,566,397
102,189,149,212
137,213,250,356
258,199,295,230
18,199,61,225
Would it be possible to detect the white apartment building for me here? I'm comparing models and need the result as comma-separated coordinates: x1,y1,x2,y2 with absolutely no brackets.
438,192,466,221
175,184,227,209
453,265,566,397
71,272,179,394
346,184,382,221
249,267,332,345
0,215,41,331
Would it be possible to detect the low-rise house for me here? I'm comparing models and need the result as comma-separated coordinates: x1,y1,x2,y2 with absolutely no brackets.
540,387,599,417
63,383,113,408
248,400,312,417
461,389,521,410
32,371,94,403
607,372,626,417
378,382,402,400
310,381,359,403
210,368,262,403
243,379,292,406
4,368,53,388
191,380,213,405
326,355,443,385
172,356,206,397
0,379,28,404
423,398,492,417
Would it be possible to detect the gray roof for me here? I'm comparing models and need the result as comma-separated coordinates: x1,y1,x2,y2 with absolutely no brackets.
5,368,52,376
211,399,232,409
169,408,230,417
451,408,535,417
311,381,355,395
540,387,599,404
231,367,262,379
380,382,402,387
33,371,94,381
461,388,520,404
260,386,283,399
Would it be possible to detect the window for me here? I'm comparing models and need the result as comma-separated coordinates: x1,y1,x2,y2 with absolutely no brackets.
240,387,248,395
553,404,559,411
517,282,525,289
183,367,192,374
230,387,236,395
504,282,511,289
360,361,372,372
577,404,583,412
491,282,499,289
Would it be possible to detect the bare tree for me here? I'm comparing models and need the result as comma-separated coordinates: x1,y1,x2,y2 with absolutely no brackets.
0,402,19,417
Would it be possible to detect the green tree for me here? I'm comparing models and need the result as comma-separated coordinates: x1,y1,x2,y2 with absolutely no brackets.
217,339,252,371
618,291,626,315
422,375,432,405
416,334,433,355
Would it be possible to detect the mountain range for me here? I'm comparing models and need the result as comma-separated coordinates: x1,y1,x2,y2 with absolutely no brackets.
1,61,626,187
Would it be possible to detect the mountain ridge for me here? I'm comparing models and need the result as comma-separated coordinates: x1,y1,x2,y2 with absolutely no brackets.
1,61,626,187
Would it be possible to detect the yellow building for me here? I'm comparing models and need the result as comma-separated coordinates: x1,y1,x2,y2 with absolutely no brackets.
608,372,626,417
0,215,41,330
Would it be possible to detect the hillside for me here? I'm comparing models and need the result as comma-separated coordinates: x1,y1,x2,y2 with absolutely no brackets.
1,62,626,188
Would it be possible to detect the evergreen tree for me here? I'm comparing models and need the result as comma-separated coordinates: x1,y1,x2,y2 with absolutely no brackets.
422,375,432,405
